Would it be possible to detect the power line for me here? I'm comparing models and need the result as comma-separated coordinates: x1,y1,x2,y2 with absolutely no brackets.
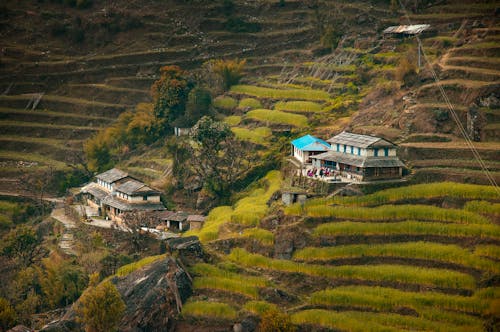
398,0,499,195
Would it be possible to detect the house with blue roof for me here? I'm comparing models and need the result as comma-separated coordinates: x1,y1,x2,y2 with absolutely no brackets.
291,134,331,164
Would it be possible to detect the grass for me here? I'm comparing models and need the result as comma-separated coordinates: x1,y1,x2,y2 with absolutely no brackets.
285,204,489,224
213,96,238,110
115,254,166,277
243,300,277,315
294,242,499,273
182,301,237,320
241,228,274,246
0,151,70,169
313,221,500,240
274,101,323,113
310,286,487,314
246,109,308,127
0,120,99,131
228,248,476,290
190,263,269,287
302,182,500,207
474,245,500,260
186,171,281,240
231,84,330,101
224,115,241,126
231,127,272,145
291,309,477,332
193,277,259,298
464,200,500,217
238,98,262,110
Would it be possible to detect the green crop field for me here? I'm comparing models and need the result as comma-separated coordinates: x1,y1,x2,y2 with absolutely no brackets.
231,85,330,101
246,109,308,127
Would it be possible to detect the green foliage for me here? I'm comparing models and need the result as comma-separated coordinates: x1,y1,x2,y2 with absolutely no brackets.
228,248,475,290
39,254,88,308
75,281,126,332
231,85,330,101
232,126,272,145
274,101,323,113
208,59,246,91
246,109,308,127
286,204,489,224
310,286,487,314
182,87,212,127
0,297,16,331
213,96,238,110
294,242,499,273
182,301,237,319
191,263,269,287
115,254,166,277
258,308,296,332
2,226,43,267
151,65,193,127
313,221,500,239
238,98,262,110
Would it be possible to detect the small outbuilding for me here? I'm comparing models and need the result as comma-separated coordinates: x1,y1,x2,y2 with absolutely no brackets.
187,215,206,230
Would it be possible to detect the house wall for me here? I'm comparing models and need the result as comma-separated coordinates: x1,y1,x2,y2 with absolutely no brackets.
332,144,396,157
128,194,160,203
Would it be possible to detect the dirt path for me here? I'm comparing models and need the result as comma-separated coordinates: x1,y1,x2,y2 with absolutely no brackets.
51,207,77,256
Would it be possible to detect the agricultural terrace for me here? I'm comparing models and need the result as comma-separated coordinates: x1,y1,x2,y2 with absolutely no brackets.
190,179,499,330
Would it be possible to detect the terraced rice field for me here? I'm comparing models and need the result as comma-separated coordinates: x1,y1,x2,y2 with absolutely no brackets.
184,180,499,330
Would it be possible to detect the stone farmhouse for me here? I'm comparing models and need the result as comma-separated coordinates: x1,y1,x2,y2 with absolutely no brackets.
80,168,165,222
292,132,405,181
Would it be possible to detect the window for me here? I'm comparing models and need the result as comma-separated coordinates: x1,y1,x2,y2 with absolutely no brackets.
337,144,340,152
343,145,347,153
358,148,361,156
374,148,379,157
384,148,389,156
350,146,354,154
143,195,148,201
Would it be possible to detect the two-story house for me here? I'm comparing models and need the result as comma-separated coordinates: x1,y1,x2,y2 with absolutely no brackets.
80,168,165,222
310,131,405,181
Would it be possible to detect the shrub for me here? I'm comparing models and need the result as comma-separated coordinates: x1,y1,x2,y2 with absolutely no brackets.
75,281,125,332
0,298,16,331
115,254,166,277
259,308,296,332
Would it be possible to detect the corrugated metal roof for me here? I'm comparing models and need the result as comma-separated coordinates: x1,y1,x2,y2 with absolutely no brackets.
291,134,331,151
96,168,129,184
102,195,165,212
327,132,395,148
383,24,431,35
80,182,108,200
312,151,405,168
115,179,160,195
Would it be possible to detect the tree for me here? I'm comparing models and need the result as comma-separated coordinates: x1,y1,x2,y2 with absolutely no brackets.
258,308,296,332
2,226,45,267
0,297,16,331
75,281,125,332
151,65,193,132
204,59,246,91
183,87,212,126
18,166,55,216
188,116,255,202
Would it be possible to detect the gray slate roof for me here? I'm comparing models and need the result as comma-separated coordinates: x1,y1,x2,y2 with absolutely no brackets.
383,24,431,35
102,195,165,212
115,179,160,196
187,215,206,223
327,132,395,148
96,168,129,184
312,151,405,168
80,182,108,200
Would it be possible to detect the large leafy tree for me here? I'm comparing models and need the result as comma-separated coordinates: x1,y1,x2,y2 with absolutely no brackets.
2,226,45,267
75,281,126,332
151,65,193,132
189,116,254,202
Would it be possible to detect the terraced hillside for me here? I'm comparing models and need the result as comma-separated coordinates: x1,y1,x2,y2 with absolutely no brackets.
181,179,500,331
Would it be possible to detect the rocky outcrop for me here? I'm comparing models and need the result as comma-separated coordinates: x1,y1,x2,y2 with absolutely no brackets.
42,237,203,332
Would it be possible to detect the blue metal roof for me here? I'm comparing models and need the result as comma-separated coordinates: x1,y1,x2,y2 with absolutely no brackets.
291,134,331,151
